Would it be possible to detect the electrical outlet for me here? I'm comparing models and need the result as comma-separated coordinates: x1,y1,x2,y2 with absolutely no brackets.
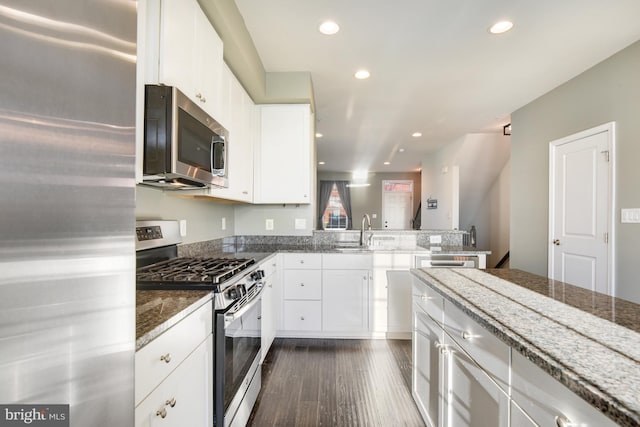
295,218,306,230
221,217,226,230
430,235,442,244
179,219,187,237
265,219,274,230
621,208,640,223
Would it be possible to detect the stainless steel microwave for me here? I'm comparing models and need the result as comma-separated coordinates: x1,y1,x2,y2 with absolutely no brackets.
142,85,228,189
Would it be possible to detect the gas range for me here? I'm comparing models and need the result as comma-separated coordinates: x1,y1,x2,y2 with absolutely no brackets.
134,220,262,310
136,257,256,291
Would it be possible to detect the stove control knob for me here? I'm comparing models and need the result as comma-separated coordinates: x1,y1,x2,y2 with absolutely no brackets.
251,270,265,281
227,288,238,300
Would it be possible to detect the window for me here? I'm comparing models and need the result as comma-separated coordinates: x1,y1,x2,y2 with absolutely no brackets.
322,183,348,229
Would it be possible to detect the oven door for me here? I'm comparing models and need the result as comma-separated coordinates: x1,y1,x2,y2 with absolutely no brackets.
214,289,262,427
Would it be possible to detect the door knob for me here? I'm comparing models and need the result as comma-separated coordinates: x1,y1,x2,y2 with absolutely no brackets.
553,239,560,246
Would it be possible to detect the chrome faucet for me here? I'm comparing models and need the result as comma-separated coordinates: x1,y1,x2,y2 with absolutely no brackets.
360,214,372,246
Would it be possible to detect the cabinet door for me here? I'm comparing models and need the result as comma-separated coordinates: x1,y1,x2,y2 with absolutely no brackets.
261,260,281,362
210,67,254,202
386,270,412,336
135,335,213,427
511,351,618,427
255,105,312,204
444,335,509,427
412,304,445,427
322,270,369,332
193,3,223,119
157,0,197,97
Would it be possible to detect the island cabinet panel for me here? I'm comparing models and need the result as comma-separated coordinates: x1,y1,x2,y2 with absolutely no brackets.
444,334,510,427
511,352,618,427
442,301,510,392
412,302,445,427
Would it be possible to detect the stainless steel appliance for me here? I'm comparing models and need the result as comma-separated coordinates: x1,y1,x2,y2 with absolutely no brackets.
415,254,479,268
135,220,264,427
0,1,136,425
143,84,229,189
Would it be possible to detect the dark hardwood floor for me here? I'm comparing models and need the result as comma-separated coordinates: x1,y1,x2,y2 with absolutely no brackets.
247,338,426,427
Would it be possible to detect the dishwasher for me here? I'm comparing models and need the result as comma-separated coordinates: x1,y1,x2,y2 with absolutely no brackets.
415,254,479,268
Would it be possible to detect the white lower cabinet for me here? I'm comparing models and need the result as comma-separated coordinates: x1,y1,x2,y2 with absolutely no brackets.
511,352,618,427
135,334,213,427
261,254,281,363
322,269,369,333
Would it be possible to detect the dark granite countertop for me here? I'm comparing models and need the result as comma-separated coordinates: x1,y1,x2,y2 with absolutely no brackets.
411,268,640,427
135,290,212,350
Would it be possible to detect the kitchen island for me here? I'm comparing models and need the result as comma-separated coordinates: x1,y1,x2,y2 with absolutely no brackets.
410,267,640,427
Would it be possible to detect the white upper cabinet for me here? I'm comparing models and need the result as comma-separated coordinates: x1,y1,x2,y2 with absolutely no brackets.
208,65,255,202
145,0,223,119
254,104,314,204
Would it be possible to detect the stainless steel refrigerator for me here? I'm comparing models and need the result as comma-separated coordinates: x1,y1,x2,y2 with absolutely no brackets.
0,1,136,426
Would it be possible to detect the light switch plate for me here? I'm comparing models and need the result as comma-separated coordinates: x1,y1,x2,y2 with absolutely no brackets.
621,208,640,223
265,219,274,230
295,218,306,230
221,217,226,230
179,219,187,237
430,235,442,244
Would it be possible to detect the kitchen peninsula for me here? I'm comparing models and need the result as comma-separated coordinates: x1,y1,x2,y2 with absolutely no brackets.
410,267,640,427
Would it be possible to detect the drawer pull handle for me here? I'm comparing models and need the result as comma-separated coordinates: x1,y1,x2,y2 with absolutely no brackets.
160,353,172,363
420,294,433,301
300,316,305,321
156,408,167,418
166,397,177,408
300,260,305,264
555,415,572,427
461,331,473,340
435,341,449,355
300,283,305,287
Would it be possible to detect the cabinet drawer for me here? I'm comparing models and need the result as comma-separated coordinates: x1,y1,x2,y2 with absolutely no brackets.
282,300,322,331
511,352,618,427
322,253,372,269
283,270,321,300
135,302,212,405
260,254,279,278
283,253,321,269
442,301,509,392
135,335,213,427
412,279,444,324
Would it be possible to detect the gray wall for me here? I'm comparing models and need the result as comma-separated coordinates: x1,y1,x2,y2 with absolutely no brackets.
511,40,640,303
136,186,235,243
317,171,422,230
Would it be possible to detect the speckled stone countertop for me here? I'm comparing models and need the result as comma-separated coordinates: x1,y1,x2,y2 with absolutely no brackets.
136,290,212,350
410,268,640,427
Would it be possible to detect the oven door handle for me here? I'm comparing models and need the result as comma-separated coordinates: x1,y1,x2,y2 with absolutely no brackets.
224,283,263,326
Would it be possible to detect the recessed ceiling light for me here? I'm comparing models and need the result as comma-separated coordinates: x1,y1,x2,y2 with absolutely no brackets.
354,70,370,79
318,161,325,165
399,148,405,153
412,132,422,138
489,20,514,34
384,161,390,165
319,20,340,35
315,132,323,138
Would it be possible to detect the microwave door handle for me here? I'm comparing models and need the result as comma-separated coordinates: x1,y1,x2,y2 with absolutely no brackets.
210,140,214,173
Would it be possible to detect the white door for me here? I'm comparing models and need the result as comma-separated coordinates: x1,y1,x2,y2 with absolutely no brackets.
382,180,413,229
549,123,614,295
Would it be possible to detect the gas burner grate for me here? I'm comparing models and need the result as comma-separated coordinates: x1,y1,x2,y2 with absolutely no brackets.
136,257,256,288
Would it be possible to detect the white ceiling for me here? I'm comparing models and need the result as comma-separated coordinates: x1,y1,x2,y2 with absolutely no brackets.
235,0,640,173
